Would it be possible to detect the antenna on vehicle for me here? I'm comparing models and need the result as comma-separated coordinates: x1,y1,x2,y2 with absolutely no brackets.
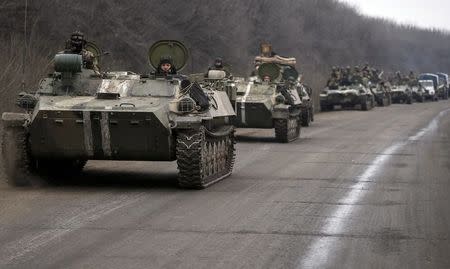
21,0,28,91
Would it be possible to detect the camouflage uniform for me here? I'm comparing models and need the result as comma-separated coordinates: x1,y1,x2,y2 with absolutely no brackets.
63,31,100,74
408,71,418,86
351,66,363,85
340,66,352,86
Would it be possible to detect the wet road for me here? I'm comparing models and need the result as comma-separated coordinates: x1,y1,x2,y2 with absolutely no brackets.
0,101,449,269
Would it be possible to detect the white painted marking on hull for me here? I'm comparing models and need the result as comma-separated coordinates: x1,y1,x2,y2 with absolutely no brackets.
240,82,253,125
82,111,94,157
100,112,112,157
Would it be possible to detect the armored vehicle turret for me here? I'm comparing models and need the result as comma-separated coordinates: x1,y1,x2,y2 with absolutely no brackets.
1,40,236,189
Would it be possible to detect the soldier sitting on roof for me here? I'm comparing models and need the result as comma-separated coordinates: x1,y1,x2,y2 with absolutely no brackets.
63,31,100,74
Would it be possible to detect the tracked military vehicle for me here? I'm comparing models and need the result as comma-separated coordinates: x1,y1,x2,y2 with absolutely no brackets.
390,84,413,104
234,63,302,143
369,83,392,107
320,84,374,111
1,40,236,189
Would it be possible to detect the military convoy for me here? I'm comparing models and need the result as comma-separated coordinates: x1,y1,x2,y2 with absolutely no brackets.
1,40,237,189
2,32,450,190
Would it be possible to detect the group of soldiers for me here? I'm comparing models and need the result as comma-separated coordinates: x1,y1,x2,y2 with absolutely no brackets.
326,64,383,89
388,71,418,86
326,63,420,89
62,31,230,78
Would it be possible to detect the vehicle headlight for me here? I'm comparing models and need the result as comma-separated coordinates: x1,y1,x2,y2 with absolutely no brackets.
178,97,196,112
170,97,196,113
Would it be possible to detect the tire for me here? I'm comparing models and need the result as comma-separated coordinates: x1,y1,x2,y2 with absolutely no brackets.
1,125,36,186
176,126,235,189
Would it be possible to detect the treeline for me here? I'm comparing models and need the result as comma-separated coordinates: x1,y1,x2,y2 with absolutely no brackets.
1,0,450,112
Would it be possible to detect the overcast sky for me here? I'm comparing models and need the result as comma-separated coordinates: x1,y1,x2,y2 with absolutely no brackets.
339,0,450,31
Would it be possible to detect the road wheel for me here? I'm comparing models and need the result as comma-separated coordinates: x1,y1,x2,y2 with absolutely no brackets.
176,126,235,189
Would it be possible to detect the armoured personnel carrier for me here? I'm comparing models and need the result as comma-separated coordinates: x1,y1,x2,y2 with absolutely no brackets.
390,84,413,104
1,40,236,189
234,63,302,143
369,82,392,107
320,84,374,111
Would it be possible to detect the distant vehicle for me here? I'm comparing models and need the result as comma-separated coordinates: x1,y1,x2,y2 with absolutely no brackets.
390,84,413,104
436,73,449,100
418,79,438,101
320,84,375,111
418,73,443,101
411,84,425,103
234,63,303,143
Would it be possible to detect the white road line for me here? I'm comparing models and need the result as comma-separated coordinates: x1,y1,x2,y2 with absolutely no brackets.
299,108,450,269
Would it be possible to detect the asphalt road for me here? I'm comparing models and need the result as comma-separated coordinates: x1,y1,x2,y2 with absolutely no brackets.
0,101,449,269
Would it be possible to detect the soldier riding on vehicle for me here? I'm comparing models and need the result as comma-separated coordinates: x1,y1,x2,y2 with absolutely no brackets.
63,31,100,74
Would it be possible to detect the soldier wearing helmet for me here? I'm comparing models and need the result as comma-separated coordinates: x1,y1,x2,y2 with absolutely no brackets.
351,66,363,84
340,66,352,86
206,57,232,78
63,31,100,74
156,56,177,76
